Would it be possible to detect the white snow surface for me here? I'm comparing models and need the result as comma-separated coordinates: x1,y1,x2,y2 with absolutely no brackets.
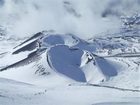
0,77,140,105
0,32,140,105
0,0,140,104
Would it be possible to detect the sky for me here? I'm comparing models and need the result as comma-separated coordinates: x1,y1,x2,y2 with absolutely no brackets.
0,0,139,39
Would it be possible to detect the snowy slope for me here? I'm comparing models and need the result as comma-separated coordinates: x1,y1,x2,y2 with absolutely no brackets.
0,77,139,105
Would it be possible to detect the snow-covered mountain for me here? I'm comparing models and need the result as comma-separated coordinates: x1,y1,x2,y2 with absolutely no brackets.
0,29,140,87
0,0,140,105
0,29,140,105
